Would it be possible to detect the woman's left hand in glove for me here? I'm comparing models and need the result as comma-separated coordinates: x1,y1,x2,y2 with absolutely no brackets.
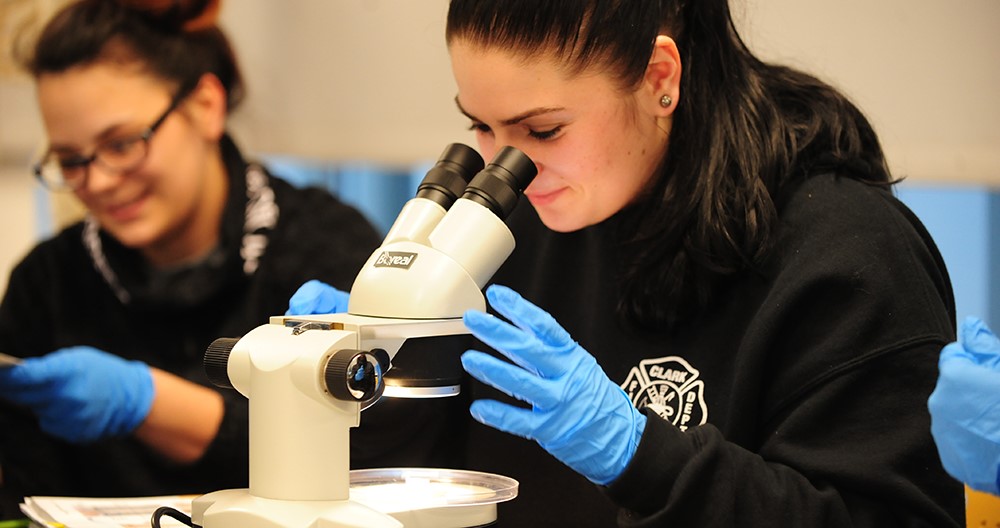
461,284,646,485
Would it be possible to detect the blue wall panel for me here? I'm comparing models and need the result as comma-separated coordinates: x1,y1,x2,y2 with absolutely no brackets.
990,193,1000,328
896,184,995,330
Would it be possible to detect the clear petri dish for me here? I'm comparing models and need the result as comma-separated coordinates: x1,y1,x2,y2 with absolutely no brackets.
349,467,518,511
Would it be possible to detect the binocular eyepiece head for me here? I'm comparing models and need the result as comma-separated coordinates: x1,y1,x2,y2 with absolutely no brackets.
419,144,537,219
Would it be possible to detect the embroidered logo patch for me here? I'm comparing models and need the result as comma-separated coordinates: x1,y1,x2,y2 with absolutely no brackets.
622,356,708,431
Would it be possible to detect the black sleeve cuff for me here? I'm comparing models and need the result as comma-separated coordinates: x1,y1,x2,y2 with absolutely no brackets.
604,407,702,515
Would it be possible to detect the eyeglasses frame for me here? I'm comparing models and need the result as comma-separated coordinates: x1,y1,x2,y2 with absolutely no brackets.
33,80,197,192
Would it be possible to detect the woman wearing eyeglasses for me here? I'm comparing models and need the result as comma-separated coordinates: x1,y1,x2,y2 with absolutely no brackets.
0,0,380,513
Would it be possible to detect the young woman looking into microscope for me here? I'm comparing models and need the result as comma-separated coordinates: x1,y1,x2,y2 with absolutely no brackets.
293,0,964,526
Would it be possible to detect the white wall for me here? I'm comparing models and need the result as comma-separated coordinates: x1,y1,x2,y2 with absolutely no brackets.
736,0,1000,185
0,167,39,294
220,0,470,166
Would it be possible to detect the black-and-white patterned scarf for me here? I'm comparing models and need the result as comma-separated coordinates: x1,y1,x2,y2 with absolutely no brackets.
82,163,278,305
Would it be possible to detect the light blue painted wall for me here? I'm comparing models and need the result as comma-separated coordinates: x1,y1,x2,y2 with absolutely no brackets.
991,194,1000,326
266,156,421,236
896,184,996,330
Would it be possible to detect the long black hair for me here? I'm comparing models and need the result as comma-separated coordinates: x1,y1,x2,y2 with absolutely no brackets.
26,0,243,110
447,0,892,330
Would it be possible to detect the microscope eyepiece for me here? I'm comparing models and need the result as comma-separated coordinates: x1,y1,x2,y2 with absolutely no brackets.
461,146,537,219
415,143,485,210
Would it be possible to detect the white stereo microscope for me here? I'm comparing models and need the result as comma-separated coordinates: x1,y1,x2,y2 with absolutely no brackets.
188,144,536,528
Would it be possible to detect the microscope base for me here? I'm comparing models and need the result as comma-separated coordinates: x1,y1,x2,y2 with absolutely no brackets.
192,489,402,528
192,489,499,528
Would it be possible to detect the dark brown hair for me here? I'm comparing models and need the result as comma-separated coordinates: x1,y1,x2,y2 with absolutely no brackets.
28,0,243,110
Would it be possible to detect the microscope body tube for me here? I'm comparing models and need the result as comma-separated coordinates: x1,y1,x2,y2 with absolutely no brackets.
348,145,534,320
427,198,515,288
225,323,360,501
347,201,513,320
380,198,447,246
380,143,484,246
347,238,489,319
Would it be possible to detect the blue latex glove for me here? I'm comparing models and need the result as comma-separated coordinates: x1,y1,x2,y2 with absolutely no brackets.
928,316,1000,495
286,279,350,315
0,346,154,444
461,284,647,485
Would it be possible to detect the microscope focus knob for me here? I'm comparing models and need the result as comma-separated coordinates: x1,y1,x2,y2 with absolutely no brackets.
204,337,240,390
325,349,390,404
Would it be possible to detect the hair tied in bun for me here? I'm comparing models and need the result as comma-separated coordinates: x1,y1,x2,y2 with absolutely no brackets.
181,0,221,31
116,0,221,32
